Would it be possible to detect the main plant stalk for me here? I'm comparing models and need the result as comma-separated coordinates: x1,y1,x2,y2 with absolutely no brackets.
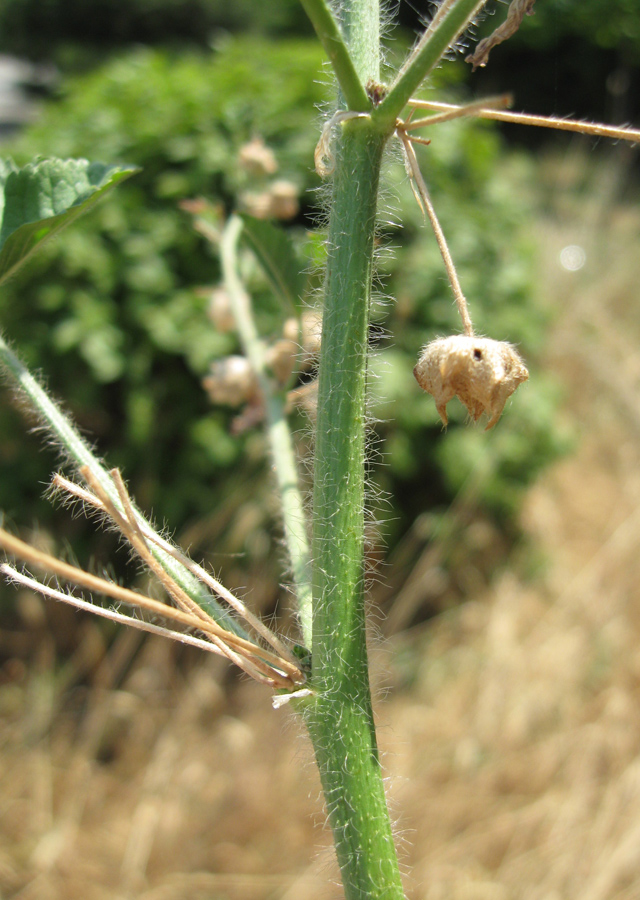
303,1,405,896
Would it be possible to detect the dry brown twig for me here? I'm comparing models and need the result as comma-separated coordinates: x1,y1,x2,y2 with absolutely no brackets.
0,468,306,690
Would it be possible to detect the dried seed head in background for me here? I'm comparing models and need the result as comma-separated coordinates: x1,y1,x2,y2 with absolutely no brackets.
203,355,257,407
414,335,529,429
282,310,323,369
238,136,278,176
240,180,300,221
207,287,236,333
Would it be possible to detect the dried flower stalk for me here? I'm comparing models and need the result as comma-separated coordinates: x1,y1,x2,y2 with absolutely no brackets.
396,90,640,428
0,468,306,689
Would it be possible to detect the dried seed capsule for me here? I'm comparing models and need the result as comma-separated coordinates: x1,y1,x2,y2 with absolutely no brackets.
413,335,528,429
203,356,257,407
207,287,236,333
238,136,278,176
282,311,322,369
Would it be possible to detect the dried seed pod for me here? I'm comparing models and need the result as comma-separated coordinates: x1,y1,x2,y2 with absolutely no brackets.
282,311,322,369
286,380,318,421
265,338,297,385
413,335,528,429
203,356,257,407
300,311,322,358
207,287,236,333
238,136,278,176
266,180,300,220
240,180,299,221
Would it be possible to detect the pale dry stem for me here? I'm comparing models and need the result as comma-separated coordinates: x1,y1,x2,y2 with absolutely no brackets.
397,124,475,336
52,473,299,668
0,528,292,687
398,93,640,340
0,565,230,659
0,470,305,688
407,98,640,144
404,93,512,131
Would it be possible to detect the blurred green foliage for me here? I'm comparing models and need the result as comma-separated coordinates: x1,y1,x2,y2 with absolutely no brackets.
0,0,311,61
0,36,568,612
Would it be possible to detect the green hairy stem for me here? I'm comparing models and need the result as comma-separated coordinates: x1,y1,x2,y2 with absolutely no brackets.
374,0,488,127
298,0,491,894
300,0,405,895
304,121,402,898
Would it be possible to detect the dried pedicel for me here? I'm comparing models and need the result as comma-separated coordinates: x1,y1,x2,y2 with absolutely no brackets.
413,335,528,429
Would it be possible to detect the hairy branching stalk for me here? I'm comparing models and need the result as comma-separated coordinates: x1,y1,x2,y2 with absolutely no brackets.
0,332,305,687
0,330,249,638
299,0,407,895
299,0,640,892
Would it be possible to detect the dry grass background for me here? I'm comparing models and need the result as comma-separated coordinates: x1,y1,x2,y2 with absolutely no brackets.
1,145,640,900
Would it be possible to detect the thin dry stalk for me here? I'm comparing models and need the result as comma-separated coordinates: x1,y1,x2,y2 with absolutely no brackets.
404,93,512,131
52,473,298,666
0,532,290,685
407,98,640,144
0,566,244,661
397,124,475,336
397,92,640,340
81,467,212,628
0,516,303,688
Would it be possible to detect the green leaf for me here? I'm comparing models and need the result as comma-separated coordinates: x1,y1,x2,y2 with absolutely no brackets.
239,213,307,315
0,158,138,286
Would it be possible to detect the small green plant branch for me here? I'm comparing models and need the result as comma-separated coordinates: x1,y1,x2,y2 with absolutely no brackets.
374,0,489,127
218,214,314,649
296,0,371,111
